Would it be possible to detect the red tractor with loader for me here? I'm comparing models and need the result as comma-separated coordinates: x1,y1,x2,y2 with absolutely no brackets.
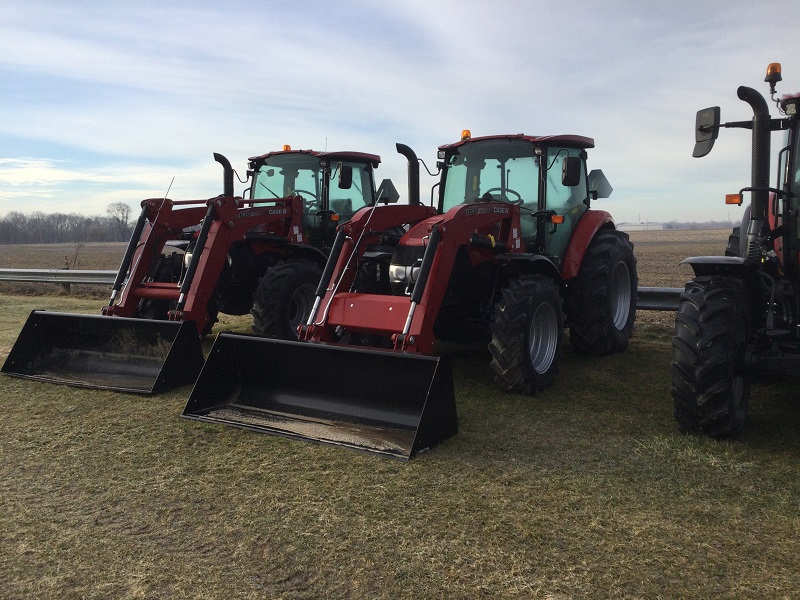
183,132,638,459
672,63,800,437
2,147,400,393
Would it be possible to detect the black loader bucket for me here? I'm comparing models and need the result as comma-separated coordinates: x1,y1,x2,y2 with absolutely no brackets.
182,334,458,460
2,310,204,394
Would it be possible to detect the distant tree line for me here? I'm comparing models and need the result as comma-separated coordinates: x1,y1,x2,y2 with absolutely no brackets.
663,220,737,230
0,203,134,244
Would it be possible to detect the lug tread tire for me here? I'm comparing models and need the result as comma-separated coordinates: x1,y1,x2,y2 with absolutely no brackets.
670,276,750,437
489,275,563,394
566,229,638,355
251,259,322,340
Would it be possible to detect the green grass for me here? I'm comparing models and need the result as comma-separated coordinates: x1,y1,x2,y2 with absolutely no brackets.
1,294,799,598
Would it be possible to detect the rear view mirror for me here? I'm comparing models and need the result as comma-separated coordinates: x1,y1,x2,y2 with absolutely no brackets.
338,164,353,189
588,169,613,199
375,179,399,204
562,156,582,187
693,106,720,158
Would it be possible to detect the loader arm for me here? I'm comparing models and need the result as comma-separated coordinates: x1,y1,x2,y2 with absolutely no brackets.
305,201,524,353
105,195,306,334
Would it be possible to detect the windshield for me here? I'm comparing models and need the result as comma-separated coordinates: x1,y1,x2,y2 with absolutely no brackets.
251,154,321,206
441,139,539,213
328,161,375,219
251,155,374,219
789,126,800,211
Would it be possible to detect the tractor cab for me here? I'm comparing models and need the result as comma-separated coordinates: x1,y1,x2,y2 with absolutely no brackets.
437,132,605,265
248,148,381,247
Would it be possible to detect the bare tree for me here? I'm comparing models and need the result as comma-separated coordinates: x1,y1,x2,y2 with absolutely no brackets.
106,202,133,241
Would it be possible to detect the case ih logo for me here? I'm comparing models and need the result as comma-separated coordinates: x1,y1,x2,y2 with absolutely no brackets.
466,205,510,216
236,207,288,219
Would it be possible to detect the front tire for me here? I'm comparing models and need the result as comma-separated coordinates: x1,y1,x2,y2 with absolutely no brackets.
566,229,637,354
671,277,750,437
251,259,322,339
489,275,563,393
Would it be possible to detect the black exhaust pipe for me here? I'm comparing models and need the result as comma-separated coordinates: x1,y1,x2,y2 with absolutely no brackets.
736,86,772,258
214,153,234,197
395,143,420,205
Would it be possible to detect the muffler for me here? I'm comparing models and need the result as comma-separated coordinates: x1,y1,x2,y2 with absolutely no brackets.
2,310,204,394
181,333,458,460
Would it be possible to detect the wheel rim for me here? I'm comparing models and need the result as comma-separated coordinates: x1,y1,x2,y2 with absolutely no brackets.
610,261,632,330
528,300,559,374
288,283,316,335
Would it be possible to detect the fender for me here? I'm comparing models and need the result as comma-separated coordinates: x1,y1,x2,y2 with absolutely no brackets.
682,255,761,279
280,244,329,267
496,253,561,280
560,209,615,279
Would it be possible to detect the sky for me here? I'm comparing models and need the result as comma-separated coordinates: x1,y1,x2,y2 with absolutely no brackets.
2,0,800,225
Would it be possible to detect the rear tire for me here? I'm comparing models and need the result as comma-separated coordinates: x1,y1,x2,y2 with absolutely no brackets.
671,277,750,437
489,275,563,393
251,259,322,340
725,226,741,257
566,229,637,354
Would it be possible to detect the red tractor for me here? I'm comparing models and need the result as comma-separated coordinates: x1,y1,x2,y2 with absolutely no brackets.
183,132,638,459
672,63,800,436
2,147,400,393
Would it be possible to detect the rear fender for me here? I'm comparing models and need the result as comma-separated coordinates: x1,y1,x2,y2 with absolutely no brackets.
560,210,615,279
682,255,760,279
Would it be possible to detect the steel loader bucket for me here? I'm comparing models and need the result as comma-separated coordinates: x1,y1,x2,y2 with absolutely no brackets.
182,333,458,460
2,310,205,394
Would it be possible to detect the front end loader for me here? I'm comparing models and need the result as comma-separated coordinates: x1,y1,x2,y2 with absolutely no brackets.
3,148,393,393
182,134,637,459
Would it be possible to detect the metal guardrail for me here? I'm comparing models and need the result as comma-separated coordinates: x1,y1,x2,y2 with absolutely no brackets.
0,268,117,285
0,268,685,311
637,287,683,311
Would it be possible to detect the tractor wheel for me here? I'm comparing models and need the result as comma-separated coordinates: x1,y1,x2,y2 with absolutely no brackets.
725,226,741,257
566,229,637,354
251,259,322,339
671,276,750,437
726,204,750,258
489,274,563,393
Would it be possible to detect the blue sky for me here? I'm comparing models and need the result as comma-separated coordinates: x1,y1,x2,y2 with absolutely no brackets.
2,0,799,224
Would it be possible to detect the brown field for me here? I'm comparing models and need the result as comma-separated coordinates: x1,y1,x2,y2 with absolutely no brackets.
0,227,730,287
6,227,798,599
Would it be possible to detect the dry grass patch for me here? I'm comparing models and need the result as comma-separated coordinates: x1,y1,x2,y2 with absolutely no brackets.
2,293,800,598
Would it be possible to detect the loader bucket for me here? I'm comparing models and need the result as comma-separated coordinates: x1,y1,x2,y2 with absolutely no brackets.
2,310,204,394
182,333,458,460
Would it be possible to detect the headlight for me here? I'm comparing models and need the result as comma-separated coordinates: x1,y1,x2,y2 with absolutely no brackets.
389,245,424,295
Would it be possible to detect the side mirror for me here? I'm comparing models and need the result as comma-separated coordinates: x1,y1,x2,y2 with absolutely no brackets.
588,169,613,199
693,106,720,158
375,179,399,204
562,156,582,187
338,164,353,189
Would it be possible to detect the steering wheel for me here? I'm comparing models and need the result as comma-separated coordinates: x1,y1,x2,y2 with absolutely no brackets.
292,189,318,211
483,187,523,204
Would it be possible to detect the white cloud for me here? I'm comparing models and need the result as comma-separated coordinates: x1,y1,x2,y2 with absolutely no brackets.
1,0,799,223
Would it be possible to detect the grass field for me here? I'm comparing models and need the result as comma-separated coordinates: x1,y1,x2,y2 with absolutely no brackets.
2,231,800,598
